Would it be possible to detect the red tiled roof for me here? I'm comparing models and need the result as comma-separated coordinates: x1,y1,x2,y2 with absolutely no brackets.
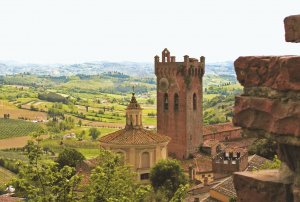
211,176,237,198
99,128,170,145
203,123,241,135
203,139,220,147
246,154,271,171
0,195,23,202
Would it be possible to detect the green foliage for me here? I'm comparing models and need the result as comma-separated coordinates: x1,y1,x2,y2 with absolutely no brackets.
259,155,281,170
76,130,85,141
249,138,278,160
56,148,85,168
46,117,75,133
146,98,155,104
150,159,187,200
48,107,64,119
0,118,43,139
169,184,189,202
38,92,69,104
229,197,237,202
0,167,16,189
89,127,101,140
0,158,20,174
11,139,82,201
85,149,150,201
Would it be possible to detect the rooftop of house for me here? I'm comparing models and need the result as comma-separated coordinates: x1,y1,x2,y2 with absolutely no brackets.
246,154,272,171
0,194,23,202
208,154,271,199
210,176,237,199
99,128,170,145
203,123,241,135
202,139,220,147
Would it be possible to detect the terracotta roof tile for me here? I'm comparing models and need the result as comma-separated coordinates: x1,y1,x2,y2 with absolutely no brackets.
211,176,237,198
99,128,170,145
0,195,23,202
246,154,271,171
203,123,241,135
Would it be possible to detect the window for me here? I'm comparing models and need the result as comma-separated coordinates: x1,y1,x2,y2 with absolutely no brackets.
193,93,197,110
141,152,150,168
174,93,179,111
140,173,150,180
164,93,168,110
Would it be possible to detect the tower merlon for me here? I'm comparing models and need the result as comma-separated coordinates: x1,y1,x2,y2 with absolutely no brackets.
184,55,189,63
154,55,160,63
171,56,176,62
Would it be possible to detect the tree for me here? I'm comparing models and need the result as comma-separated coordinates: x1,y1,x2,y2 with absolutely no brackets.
11,138,82,201
78,119,82,127
76,130,85,141
150,159,187,200
56,148,85,168
259,155,281,170
170,184,189,202
85,149,150,201
249,138,278,159
89,127,100,140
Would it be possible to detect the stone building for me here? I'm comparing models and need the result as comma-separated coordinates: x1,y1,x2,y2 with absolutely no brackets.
99,92,170,181
155,49,205,159
203,123,241,142
212,150,248,174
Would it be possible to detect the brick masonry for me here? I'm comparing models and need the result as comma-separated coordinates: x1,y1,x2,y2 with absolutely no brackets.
155,49,205,159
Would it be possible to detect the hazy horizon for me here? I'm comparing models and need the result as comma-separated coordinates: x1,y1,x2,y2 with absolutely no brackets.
0,0,300,64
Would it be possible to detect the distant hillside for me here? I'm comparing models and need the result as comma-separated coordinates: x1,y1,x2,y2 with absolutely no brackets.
0,61,235,77
205,61,236,76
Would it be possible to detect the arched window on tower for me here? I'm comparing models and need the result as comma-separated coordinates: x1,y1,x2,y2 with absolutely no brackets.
174,93,179,112
193,93,197,110
164,93,168,111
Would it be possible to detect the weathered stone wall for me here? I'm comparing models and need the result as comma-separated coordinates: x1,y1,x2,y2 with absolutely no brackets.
233,15,300,202
212,152,248,174
203,128,241,142
285,15,300,43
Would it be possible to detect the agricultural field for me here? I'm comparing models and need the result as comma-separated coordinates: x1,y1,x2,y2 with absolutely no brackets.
0,166,16,187
40,138,101,159
0,100,47,121
0,73,242,146
0,135,48,150
0,118,43,139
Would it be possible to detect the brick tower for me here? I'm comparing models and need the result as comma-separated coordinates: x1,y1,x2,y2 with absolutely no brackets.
155,48,205,159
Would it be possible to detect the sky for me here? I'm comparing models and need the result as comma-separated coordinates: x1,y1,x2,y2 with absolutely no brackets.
0,0,299,64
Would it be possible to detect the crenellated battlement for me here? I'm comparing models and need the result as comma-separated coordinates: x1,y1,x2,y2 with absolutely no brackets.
212,151,248,174
154,48,205,78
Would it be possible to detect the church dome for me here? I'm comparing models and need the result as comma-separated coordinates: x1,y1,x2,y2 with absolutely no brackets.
99,92,170,146
99,128,170,145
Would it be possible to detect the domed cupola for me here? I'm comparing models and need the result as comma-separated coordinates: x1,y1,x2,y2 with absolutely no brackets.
125,92,143,129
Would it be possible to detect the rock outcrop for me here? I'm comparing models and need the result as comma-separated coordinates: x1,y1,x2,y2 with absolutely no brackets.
233,15,300,202
285,15,300,43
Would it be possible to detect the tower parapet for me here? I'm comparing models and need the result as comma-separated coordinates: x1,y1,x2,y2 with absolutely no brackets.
155,48,205,81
